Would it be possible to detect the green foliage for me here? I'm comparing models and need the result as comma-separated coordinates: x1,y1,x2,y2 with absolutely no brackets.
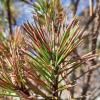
0,0,97,99
33,0,64,27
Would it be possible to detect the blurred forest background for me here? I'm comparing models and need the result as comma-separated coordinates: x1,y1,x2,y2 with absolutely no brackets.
0,0,100,100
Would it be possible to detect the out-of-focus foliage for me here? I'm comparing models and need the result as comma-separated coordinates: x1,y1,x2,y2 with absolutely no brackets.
33,0,64,26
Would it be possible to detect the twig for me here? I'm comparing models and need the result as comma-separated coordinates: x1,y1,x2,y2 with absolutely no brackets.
6,0,12,35
89,0,94,16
